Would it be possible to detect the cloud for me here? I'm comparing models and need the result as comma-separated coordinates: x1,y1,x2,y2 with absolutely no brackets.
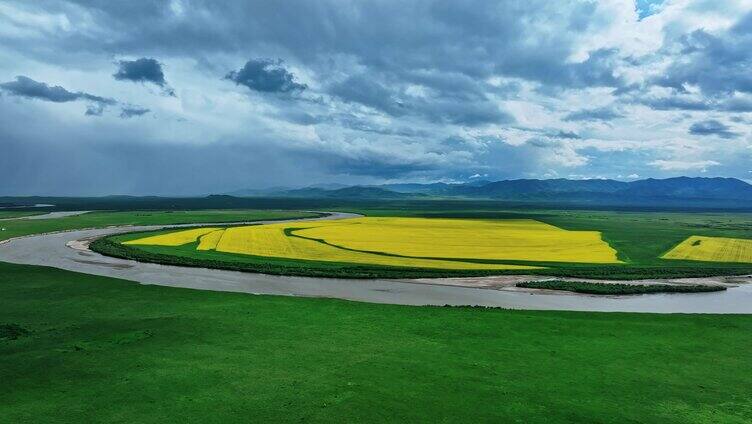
225,59,306,94
0,76,116,115
2,0,752,193
328,73,512,125
688,119,738,139
650,159,720,171
655,13,752,96
564,105,623,121
553,130,581,139
113,58,174,95
720,96,752,112
639,96,710,111
329,75,404,116
86,103,106,116
636,0,666,20
120,106,150,118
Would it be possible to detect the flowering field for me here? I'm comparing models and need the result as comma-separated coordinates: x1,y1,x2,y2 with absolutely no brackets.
124,227,221,247
294,217,619,263
662,235,752,263
122,217,622,270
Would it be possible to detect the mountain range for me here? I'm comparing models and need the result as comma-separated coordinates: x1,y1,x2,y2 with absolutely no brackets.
227,177,752,207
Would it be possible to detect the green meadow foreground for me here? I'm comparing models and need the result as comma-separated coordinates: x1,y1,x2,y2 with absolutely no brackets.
2,207,752,422
0,209,319,241
2,262,752,423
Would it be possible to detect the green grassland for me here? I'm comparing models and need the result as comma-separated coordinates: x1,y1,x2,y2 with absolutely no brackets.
0,209,320,242
0,210,46,219
3,206,752,422
95,208,752,279
2,261,752,423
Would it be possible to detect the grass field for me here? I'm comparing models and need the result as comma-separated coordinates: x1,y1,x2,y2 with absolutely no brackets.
0,210,320,242
663,236,752,263
2,261,752,423
4,206,752,422
0,211,46,220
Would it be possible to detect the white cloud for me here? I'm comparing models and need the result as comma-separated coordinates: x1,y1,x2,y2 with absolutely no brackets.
649,159,720,171
2,0,752,194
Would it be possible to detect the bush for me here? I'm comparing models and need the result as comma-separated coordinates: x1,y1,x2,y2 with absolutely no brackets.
516,280,726,295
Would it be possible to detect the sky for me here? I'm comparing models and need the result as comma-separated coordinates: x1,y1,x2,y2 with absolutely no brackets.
1,0,751,196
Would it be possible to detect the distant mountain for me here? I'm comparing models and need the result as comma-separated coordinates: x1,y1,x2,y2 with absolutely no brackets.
617,177,752,200
449,178,629,198
380,182,457,194
308,183,351,190
277,186,418,199
225,186,294,197
227,177,752,207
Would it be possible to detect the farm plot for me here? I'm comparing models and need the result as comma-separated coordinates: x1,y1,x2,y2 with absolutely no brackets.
124,227,221,247
122,217,621,270
197,229,225,251
211,223,532,270
662,235,752,263
293,217,620,263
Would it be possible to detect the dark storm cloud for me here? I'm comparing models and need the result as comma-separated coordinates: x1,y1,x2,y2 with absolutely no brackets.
329,75,404,116
119,106,150,118
553,130,581,139
0,76,116,115
564,106,623,122
419,99,512,126
688,120,738,139
31,1,624,92
85,103,106,116
3,0,752,194
639,96,710,111
225,59,306,94
0,76,114,105
329,74,512,125
113,58,174,95
325,113,428,138
525,138,561,148
632,93,752,112
655,12,752,96
720,97,752,112
318,154,438,179
0,100,336,196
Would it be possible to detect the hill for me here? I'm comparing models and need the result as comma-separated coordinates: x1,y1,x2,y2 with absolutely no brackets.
229,177,752,207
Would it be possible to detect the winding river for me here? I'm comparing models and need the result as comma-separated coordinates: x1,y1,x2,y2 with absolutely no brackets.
1,212,750,314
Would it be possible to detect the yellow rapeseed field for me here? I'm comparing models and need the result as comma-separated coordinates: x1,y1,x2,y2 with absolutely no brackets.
124,227,220,246
196,229,226,251
662,235,752,263
212,223,532,270
294,217,620,263
123,217,621,269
